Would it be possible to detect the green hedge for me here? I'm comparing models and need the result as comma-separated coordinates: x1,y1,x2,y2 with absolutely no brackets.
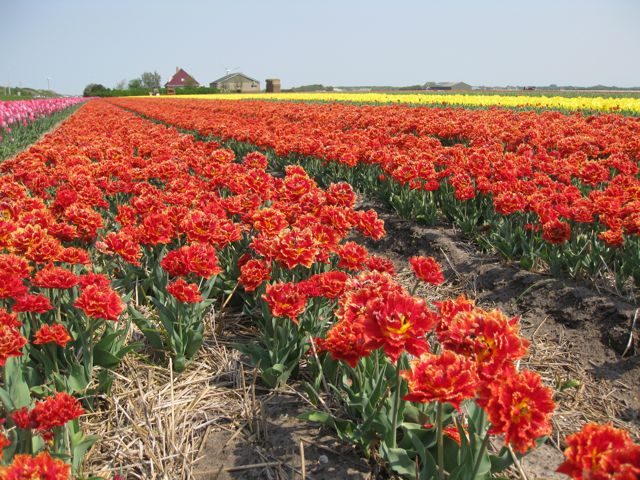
86,87,220,97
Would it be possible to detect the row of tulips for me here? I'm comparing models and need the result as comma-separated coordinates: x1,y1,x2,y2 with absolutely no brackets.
111,97,640,291
0,98,637,478
0,98,85,136
165,91,640,115
0,99,87,164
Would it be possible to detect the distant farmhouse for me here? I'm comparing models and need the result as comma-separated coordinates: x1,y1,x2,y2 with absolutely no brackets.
165,67,199,88
424,82,472,91
210,73,260,93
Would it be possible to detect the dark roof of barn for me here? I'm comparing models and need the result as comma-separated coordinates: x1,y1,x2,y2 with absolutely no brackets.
165,68,199,87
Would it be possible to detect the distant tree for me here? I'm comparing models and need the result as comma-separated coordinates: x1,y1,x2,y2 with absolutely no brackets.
128,78,142,89
83,83,109,97
115,79,127,90
291,84,328,92
398,84,423,91
140,71,161,89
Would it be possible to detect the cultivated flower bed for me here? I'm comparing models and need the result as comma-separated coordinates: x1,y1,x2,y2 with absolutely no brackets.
111,97,640,293
0,99,636,479
0,98,85,133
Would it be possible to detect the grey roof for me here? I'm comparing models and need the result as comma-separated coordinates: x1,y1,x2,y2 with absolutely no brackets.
211,72,259,84
425,81,469,87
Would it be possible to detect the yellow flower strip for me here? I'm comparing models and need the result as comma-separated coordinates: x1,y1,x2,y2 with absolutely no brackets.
146,92,640,114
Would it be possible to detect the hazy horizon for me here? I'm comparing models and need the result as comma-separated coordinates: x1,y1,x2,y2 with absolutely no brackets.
2,0,639,95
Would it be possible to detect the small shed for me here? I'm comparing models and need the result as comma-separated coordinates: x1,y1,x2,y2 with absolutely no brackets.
165,67,199,88
424,82,472,91
266,79,281,93
210,73,260,93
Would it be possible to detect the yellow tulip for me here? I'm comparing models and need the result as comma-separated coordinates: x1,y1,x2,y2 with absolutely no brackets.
140,92,640,114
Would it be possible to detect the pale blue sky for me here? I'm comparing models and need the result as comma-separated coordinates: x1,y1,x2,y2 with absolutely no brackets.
2,0,638,94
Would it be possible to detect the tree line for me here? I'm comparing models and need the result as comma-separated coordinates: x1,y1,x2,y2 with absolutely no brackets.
84,71,162,97
83,71,221,97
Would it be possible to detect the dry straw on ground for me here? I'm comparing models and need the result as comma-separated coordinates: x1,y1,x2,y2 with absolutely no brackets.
523,329,639,441
82,311,250,480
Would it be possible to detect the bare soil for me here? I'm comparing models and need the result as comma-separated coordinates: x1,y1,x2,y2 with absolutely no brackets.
193,391,371,480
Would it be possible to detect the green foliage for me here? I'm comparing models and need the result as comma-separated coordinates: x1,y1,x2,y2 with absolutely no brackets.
128,78,143,89
109,87,150,97
127,247,232,372
83,86,220,97
140,71,161,89
397,85,424,91
171,86,220,95
236,275,337,388
303,351,401,451
0,87,60,101
82,84,109,97
287,84,333,92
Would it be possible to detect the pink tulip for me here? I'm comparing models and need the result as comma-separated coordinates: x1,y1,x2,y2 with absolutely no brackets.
0,97,85,132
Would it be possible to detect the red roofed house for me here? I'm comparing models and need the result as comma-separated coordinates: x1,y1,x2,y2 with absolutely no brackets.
165,67,199,88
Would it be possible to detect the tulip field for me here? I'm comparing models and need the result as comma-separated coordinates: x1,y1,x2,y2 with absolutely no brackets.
0,95,638,479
